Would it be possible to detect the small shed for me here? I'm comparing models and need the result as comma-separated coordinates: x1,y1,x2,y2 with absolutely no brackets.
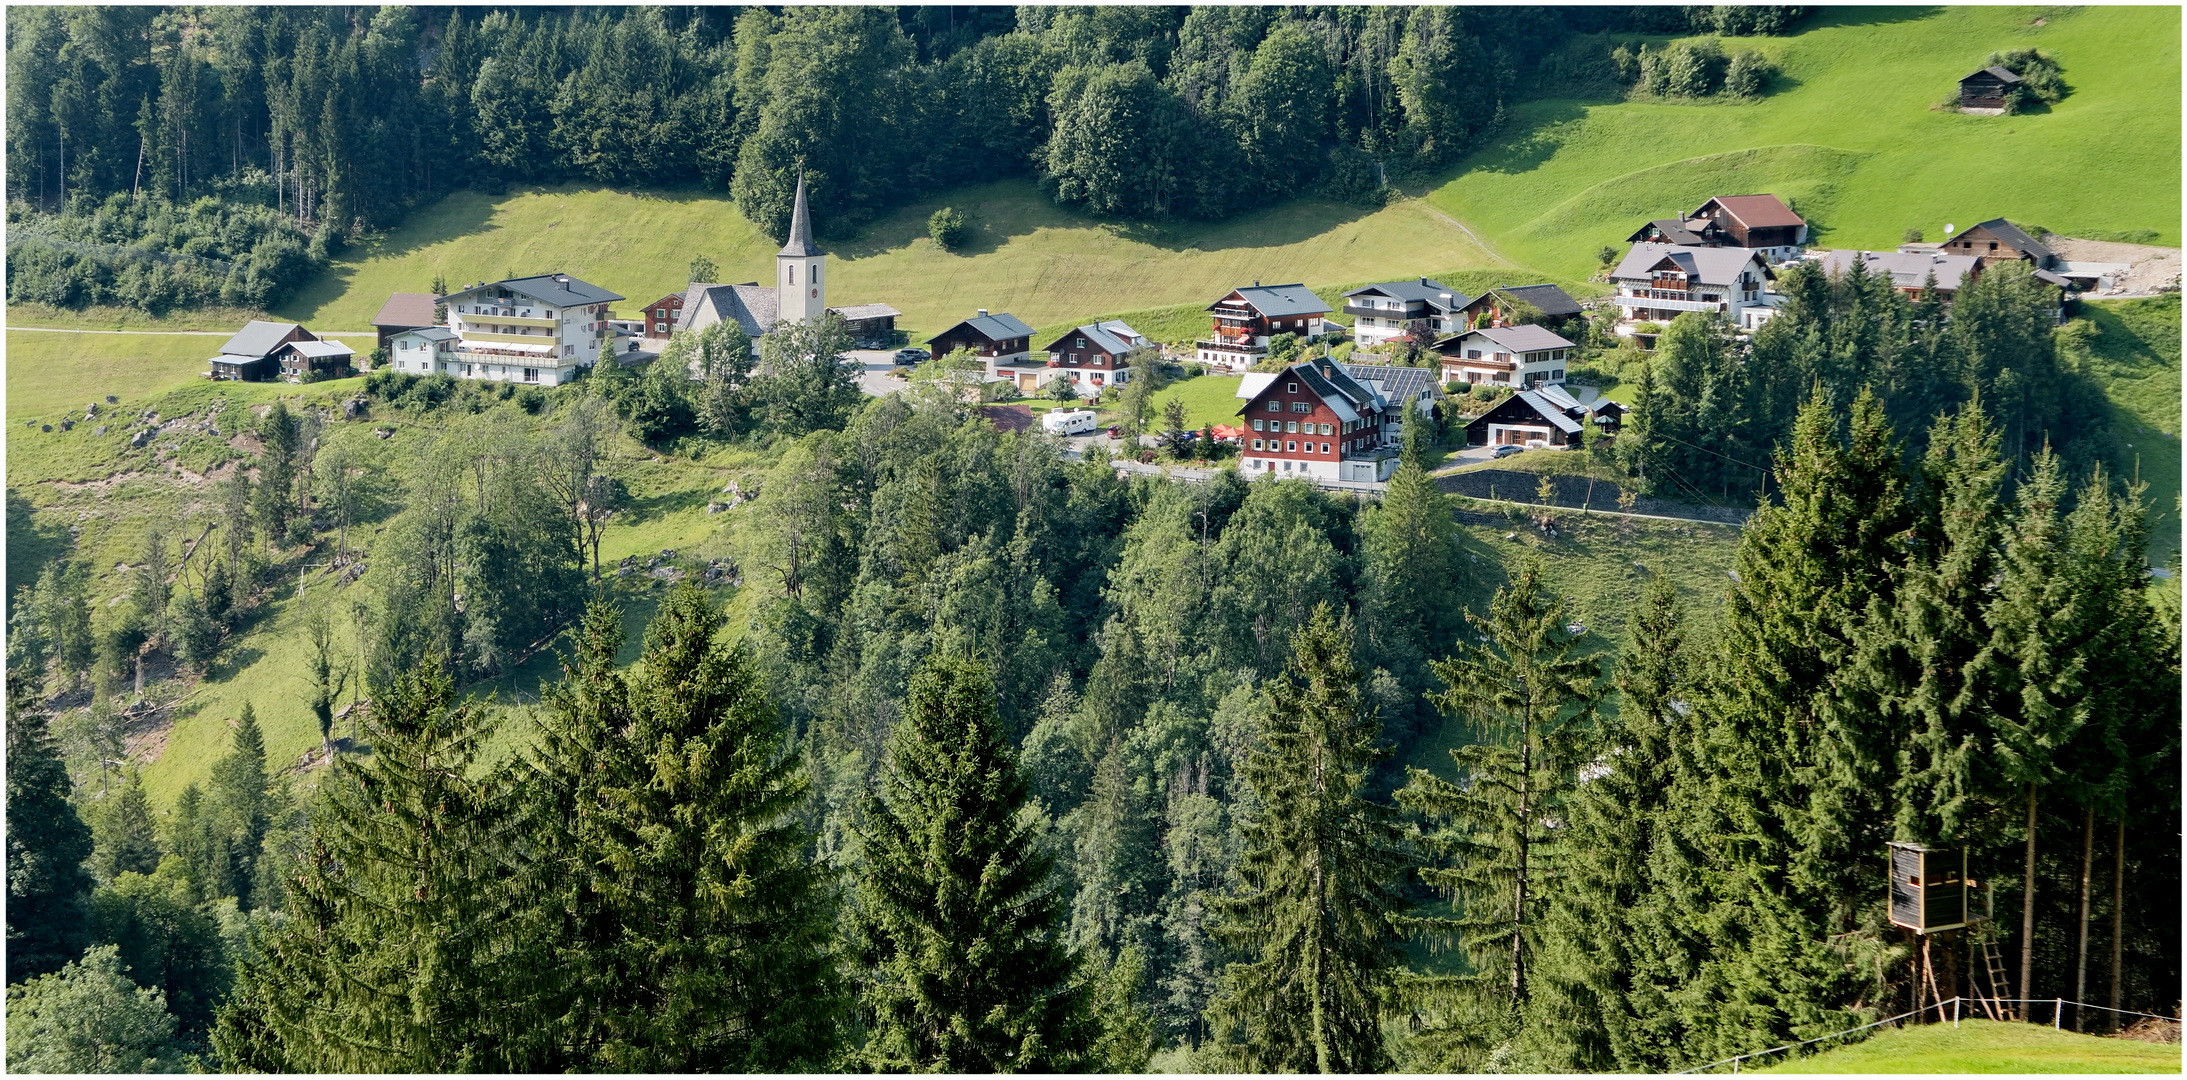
1887,842,1972,934
1959,65,2022,110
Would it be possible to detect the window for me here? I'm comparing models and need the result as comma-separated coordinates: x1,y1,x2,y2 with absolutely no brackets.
788,265,796,284
1253,439,1264,450
1285,421,1298,433
524,368,538,383
1267,401,1281,413
1286,441,1297,452
1252,419,1264,432
1286,383,1298,393
1320,424,1332,435
1076,337,1086,348
1293,402,1310,414
1467,350,1482,359
656,308,667,319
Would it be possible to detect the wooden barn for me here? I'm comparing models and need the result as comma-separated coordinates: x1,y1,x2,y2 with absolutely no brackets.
1959,65,2022,110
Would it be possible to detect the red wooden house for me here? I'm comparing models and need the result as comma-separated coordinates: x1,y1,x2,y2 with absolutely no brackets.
1234,357,1403,483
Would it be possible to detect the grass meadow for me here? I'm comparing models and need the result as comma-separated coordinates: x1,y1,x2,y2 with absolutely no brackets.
1755,1018,2184,1074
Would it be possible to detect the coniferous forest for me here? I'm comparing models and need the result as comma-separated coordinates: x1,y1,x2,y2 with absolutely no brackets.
8,305,2178,1069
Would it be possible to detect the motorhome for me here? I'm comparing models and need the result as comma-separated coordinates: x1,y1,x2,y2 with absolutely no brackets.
1043,408,1098,436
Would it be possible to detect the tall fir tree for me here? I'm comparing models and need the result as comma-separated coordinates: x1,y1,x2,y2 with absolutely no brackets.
525,589,844,1070
1209,605,1411,1073
205,703,272,908
90,770,163,883
853,653,1097,1071
7,692,95,980
1397,559,1601,1069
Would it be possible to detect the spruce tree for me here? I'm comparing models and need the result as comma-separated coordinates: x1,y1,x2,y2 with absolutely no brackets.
206,703,272,908
1209,605,1410,1073
91,770,163,883
1397,559,1600,1067
526,588,844,1071
1358,426,1464,727
214,663,551,1071
854,653,1096,1071
6,693,95,980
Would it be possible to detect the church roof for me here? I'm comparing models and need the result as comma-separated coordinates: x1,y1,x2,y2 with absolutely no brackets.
779,172,821,258
677,282,779,339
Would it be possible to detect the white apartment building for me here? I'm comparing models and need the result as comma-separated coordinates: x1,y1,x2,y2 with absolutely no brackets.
1608,243,1779,338
388,273,625,386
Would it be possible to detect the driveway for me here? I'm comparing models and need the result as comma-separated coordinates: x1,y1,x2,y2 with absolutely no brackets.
847,349,910,397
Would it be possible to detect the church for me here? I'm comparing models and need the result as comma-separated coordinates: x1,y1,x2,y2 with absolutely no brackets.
673,173,902,347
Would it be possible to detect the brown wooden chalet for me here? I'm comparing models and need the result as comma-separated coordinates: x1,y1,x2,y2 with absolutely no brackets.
1627,195,1807,257
930,310,1037,387
1039,319,1150,393
274,339,356,382
1195,282,1333,370
208,320,319,381
1234,357,1404,483
1958,65,2021,110
1938,218,2056,269
1465,383,1622,448
639,292,684,338
371,293,437,353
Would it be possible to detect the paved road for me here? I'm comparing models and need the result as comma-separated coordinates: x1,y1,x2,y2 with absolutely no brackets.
7,326,379,336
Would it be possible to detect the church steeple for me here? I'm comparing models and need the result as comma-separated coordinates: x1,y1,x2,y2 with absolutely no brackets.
779,171,820,258
776,169,826,328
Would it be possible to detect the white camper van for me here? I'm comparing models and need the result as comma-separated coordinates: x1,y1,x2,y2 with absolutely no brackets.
1042,409,1098,436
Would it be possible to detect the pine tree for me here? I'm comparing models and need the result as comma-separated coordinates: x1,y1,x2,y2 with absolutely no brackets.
854,653,1096,1071
91,769,163,883
214,663,551,1071
1397,559,1601,1067
525,588,844,1070
1358,426,1464,725
206,703,272,908
1209,605,1410,1073
6,693,95,980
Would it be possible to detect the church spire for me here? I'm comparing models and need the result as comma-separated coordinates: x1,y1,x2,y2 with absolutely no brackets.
779,170,820,258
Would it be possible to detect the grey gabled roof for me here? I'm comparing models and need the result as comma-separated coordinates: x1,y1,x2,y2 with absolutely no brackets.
1511,390,1583,434
1956,218,2053,263
1611,242,1769,287
1965,65,2024,84
1044,319,1148,356
1222,283,1333,318
1816,250,1983,291
779,171,821,258
394,326,457,343
678,282,777,338
218,320,305,359
1626,218,1711,246
933,311,1035,344
1490,284,1584,317
451,273,623,308
1442,324,1576,353
283,339,353,359
1343,278,1470,312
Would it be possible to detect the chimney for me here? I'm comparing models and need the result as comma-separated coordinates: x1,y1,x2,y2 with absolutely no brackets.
977,309,989,318
1253,280,1260,287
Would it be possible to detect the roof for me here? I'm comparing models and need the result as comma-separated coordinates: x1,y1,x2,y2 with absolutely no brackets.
932,311,1035,344
678,282,778,338
981,404,1035,434
1694,194,1805,230
829,302,902,321
1963,65,2024,84
1626,218,1711,246
283,339,353,358
1612,242,1771,287
1217,283,1332,319
1816,250,1983,291
1343,278,1470,311
372,292,437,328
1340,362,1444,406
218,320,305,359
1442,324,1576,353
1043,319,1149,356
2032,268,2073,288
779,171,821,258
449,273,623,308
392,326,457,343
1234,358,1388,425
1489,284,1584,317
1498,390,1583,434
1951,218,2054,263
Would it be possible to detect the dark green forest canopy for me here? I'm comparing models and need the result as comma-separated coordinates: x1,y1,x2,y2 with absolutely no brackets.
5,5,1806,310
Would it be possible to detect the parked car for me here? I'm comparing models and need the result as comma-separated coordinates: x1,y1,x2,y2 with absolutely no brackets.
1106,426,1123,440
1492,444,1526,459
893,347,929,364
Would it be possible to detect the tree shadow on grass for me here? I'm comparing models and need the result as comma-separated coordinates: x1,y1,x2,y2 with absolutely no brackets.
6,488,73,607
617,484,715,527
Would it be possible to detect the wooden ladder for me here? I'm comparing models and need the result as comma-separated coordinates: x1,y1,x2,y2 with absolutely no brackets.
1973,932,2013,1021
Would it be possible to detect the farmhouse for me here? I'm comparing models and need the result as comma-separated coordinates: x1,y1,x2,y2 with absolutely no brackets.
1625,194,1808,261
274,339,355,382
1453,284,1585,333
1466,383,1623,449
1958,65,2021,110
386,326,458,373
371,293,437,354
1195,283,1334,371
432,272,623,386
673,174,902,346
1340,278,1469,349
1038,319,1149,394
638,292,684,339
1233,357,1420,483
207,320,320,381
1433,325,1577,389
1816,250,1985,302
1610,243,1779,336
1936,218,2056,269
929,310,1040,390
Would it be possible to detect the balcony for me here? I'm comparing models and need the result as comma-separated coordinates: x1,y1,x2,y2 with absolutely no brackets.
453,347,567,365
1343,303,1419,319
463,329,563,346
459,308,557,328
1196,339,1264,354
1615,294,1720,313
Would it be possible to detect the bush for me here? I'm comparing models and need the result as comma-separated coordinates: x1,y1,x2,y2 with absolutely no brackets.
1723,51,1775,97
1987,48,2066,111
928,207,968,252
5,195,326,314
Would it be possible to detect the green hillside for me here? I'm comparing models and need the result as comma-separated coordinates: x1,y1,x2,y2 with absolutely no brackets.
1428,5,2180,279
1756,1018,2182,1074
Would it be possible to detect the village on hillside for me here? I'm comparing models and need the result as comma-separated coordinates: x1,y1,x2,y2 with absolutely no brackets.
200,169,2170,494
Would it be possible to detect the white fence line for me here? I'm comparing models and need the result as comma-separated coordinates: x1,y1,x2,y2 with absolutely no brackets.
1679,996,2181,1074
